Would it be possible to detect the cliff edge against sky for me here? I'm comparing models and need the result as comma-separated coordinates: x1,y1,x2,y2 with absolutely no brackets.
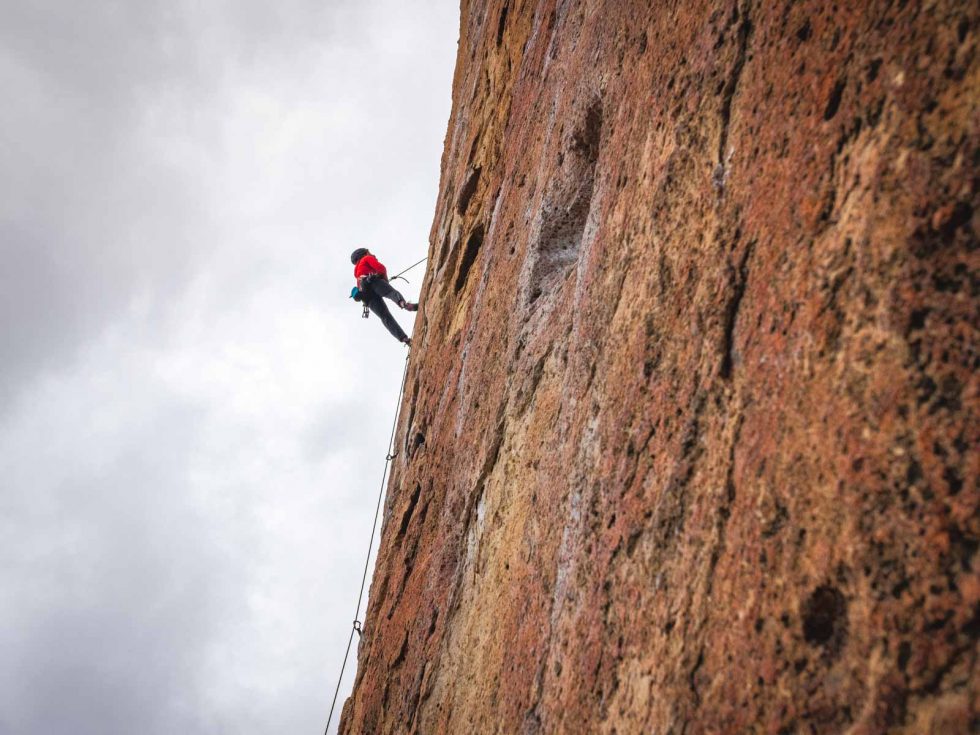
341,1,978,732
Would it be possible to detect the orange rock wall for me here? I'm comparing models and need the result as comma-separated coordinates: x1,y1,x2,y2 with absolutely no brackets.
341,1,979,732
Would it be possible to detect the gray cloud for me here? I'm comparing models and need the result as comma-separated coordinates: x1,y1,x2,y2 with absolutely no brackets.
1,1,204,405
0,0,379,405
0,1,457,732
0,394,222,734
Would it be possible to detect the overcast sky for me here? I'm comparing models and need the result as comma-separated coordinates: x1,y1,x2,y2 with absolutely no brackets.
0,2,458,732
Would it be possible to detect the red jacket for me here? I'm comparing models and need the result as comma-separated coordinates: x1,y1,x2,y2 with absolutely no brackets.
354,254,387,281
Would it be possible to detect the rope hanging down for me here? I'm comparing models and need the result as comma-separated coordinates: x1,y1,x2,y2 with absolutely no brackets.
323,353,412,735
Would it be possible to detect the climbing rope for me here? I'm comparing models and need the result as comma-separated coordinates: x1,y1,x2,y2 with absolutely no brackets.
323,352,412,735
390,256,428,283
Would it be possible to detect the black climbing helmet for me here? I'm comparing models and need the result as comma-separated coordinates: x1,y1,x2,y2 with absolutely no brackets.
350,247,369,265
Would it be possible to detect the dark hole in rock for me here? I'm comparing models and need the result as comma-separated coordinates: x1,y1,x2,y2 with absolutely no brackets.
908,308,929,331
906,459,923,485
939,201,973,241
454,223,485,293
466,133,481,166
944,465,963,495
396,483,423,541
830,28,841,51
867,57,883,82
897,640,912,670
802,584,848,654
824,78,846,120
496,2,508,46
426,608,438,638
457,166,482,216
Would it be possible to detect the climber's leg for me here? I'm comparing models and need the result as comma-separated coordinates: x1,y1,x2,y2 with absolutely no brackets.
369,278,404,304
371,278,417,311
367,295,409,343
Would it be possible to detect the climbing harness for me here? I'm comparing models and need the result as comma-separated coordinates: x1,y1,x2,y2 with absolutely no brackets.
323,352,412,735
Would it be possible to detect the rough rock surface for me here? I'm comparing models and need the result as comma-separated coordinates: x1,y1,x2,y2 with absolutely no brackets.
340,1,979,732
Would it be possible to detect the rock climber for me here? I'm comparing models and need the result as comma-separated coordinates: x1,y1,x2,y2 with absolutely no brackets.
349,247,418,345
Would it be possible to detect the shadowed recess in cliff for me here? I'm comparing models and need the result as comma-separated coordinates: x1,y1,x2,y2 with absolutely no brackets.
457,166,482,215
528,99,603,303
454,223,486,293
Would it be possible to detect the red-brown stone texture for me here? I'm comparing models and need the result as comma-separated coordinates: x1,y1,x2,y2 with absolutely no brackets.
340,1,979,732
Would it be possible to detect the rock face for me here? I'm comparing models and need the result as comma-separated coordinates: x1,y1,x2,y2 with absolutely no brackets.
340,1,979,732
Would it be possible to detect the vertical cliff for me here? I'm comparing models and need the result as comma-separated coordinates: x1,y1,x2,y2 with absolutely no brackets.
340,1,979,732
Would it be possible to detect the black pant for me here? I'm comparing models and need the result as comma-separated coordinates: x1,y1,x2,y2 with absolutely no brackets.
363,278,408,342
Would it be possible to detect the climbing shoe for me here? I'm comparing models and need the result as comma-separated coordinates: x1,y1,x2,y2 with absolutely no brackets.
402,337,412,347
403,302,419,312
